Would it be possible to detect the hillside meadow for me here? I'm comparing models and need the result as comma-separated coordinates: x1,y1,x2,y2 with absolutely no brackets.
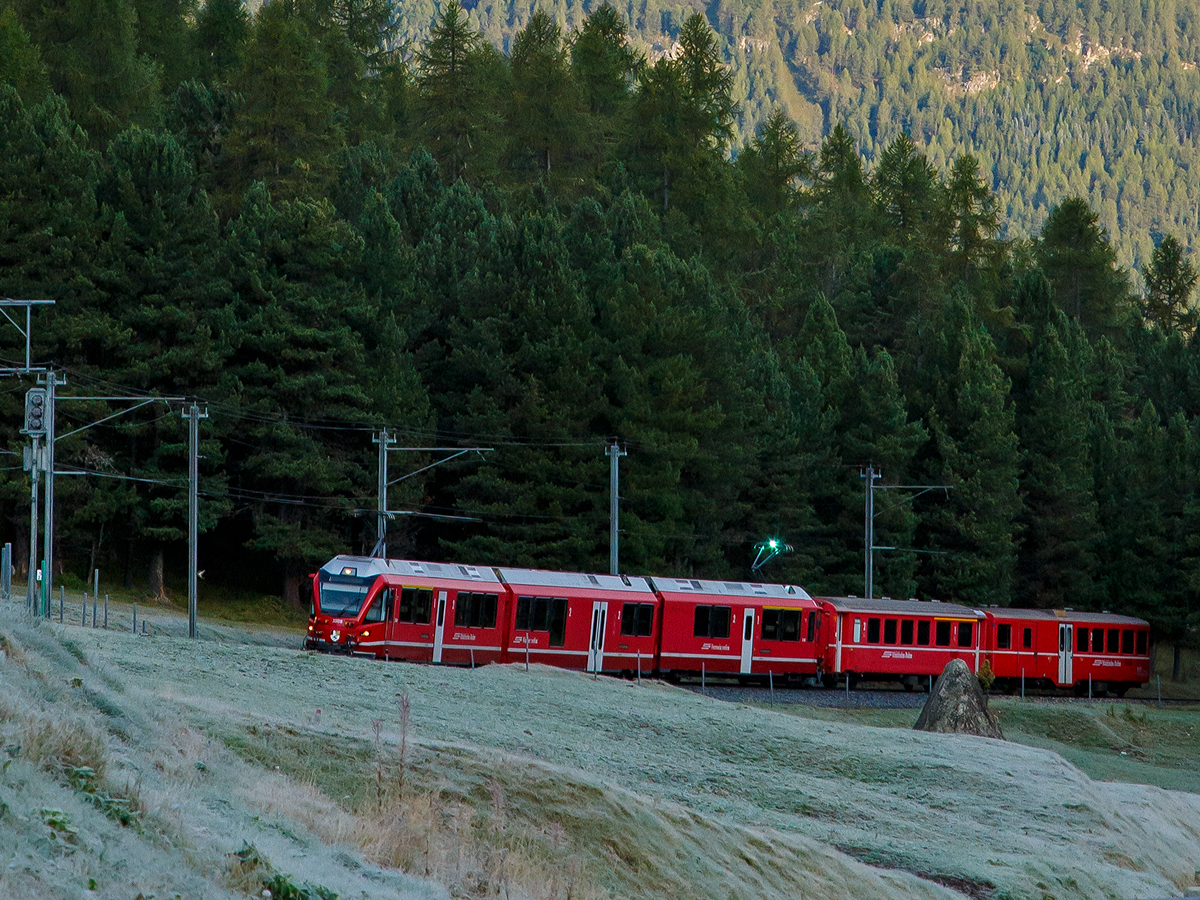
0,599,1198,900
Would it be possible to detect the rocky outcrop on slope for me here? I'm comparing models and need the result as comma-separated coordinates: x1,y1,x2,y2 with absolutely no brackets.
913,659,1004,739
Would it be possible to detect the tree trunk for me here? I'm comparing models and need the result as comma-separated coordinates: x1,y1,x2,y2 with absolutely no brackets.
1173,644,1183,683
124,527,135,588
283,572,302,609
149,545,166,602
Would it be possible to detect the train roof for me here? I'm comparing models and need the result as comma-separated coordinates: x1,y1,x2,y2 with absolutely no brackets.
323,555,502,584
986,607,1147,626
649,577,813,602
496,568,654,594
818,596,984,618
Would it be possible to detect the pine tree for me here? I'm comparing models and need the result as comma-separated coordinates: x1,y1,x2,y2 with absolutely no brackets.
737,109,811,220
1143,234,1197,333
1036,198,1133,341
413,1,501,183
1014,314,1101,608
223,2,340,198
507,11,585,181
922,326,1022,606
220,182,424,605
15,0,160,146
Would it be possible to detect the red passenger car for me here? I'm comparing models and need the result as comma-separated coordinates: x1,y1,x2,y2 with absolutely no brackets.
654,578,818,681
816,598,986,688
983,609,1151,695
307,555,509,665
496,568,659,673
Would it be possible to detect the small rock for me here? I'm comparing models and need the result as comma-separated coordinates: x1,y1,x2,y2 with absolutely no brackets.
913,659,1004,739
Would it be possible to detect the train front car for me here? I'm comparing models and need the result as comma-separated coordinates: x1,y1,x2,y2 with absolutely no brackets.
816,597,986,690
495,568,659,674
307,556,388,653
307,556,511,664
984,609,1151,696
654,579,818,683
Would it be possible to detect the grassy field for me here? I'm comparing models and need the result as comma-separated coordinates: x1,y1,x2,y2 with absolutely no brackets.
2,597,1196,900
768,698,1200,794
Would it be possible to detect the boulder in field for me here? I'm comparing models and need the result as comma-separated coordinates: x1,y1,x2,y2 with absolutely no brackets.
913,658,1004,739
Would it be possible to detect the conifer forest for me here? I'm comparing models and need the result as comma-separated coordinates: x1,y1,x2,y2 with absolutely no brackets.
0,0,1196,651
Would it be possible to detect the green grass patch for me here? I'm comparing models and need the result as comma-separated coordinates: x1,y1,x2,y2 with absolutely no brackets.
764,698,1200,794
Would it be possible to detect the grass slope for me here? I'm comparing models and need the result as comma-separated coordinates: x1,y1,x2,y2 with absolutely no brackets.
2,600,1198,900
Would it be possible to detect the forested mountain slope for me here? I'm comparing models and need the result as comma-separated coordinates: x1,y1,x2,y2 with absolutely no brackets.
394,0,1200,271
0,0,1196,654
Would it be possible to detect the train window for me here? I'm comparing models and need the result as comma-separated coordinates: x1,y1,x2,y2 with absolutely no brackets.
996,624,1011,649
515,596,567,646
531,598,551,631
1076,628,1088,652
620,603,654,637
935,621,952,646
398,588,433,624
455,593,499,629
883,619,897,644
693,605,731,639
1023,627,1032,649
867,618,881,643
806,612,816,642
762,609,801,642
362,590,389,624
317,571,374,617
1092,628,1103,652
1121,630,1133,654
900,619,914,645
548,598,567,647
1107,629,1119,653
1136,631,1147,655
917,620,931,645
957,621,973,647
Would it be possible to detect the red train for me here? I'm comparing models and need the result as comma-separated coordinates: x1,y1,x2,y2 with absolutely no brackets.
307,555,1152,695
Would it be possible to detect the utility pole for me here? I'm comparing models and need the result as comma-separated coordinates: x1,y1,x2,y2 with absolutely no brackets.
41,370,63,614
183,403,208,639
372,429,396,558
863,466,879,599
606,441,627,575
25,434,40,614
2,299,55,615
863,466,953,600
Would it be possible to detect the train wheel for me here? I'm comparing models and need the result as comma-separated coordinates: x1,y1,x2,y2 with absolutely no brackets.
1110,684,1130,698
820,674,837,689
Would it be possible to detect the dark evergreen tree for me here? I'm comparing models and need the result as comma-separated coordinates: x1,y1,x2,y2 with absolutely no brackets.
1036,198,1133,341
1143,234,1198,333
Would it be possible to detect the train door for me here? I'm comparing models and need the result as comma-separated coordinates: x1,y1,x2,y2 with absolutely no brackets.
740,608,755,674
432,590,448,663
587,601,608,673
1057,623,1073,684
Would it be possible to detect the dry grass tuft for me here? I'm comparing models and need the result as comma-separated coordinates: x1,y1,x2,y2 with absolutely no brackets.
225,840,273,894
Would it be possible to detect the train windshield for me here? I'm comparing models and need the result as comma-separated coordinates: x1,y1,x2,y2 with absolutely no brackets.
317,572,375,617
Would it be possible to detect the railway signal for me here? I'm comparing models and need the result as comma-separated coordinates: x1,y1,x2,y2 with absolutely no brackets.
22,388,46,435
